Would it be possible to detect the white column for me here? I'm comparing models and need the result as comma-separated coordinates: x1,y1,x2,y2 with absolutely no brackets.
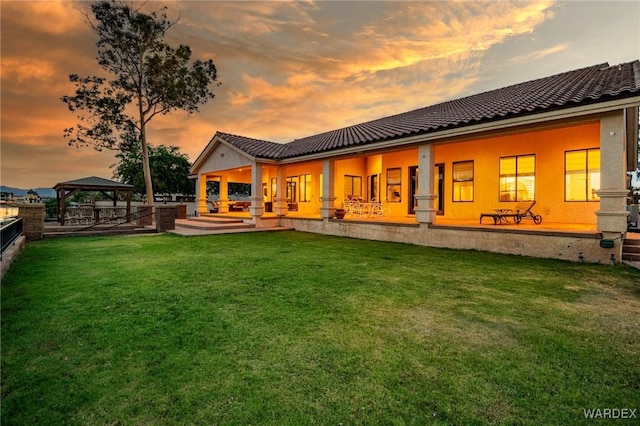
595,111,629,236
414,144,437,224
249,162,264,219
320,159,337,219
219,175,229,213
274,166,288,216
196,174,208,215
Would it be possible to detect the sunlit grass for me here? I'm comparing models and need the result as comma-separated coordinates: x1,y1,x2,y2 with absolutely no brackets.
2,232,639,425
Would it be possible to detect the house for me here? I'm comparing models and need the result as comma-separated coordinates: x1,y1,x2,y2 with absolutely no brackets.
190,60,640,264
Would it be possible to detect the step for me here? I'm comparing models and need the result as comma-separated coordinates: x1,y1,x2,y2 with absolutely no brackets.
44,227,157,238
622,238,640,247
176,221,255,231
186,217,246,225
622,245,640,254
622,260,640,270
622,253,640,262
168,225,293,237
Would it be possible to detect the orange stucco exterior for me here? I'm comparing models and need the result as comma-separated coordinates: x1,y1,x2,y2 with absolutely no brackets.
202,121,602,226
434,121,601,224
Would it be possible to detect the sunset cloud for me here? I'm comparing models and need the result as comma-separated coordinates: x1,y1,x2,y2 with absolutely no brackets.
1,0,637,189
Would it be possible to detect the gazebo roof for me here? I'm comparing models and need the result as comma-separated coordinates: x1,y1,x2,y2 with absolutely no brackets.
53,176,133,191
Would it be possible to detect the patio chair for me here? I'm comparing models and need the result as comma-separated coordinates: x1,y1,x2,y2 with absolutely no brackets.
480,200,542,225
343,198,354,216
369,198,390,218
65,209,80,226
98,208,112,224
79,206,93,225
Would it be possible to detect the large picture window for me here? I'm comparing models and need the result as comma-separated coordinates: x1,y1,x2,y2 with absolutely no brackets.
452,161,474,202
565,149,600,201
344,175,362,198
386,168,401,202
499,155,535,201
299,174,312,202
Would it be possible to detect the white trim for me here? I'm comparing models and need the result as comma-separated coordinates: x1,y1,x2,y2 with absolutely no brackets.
190,135,257,173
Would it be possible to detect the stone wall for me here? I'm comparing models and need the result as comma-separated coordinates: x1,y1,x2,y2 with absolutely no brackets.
156,206,176,232
137,206,153,227
1,236,26,279
18,203,45,241
280,217,621,264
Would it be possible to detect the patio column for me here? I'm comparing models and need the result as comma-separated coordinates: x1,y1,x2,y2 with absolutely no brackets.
249,163,265,221
219,176,230,213
320,159,337,220
196,174,208,215
595,111,629,240
415,143,437,224
275,166,288,216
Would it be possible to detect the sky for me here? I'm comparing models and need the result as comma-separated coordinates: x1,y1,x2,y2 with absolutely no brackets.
1,0,639,190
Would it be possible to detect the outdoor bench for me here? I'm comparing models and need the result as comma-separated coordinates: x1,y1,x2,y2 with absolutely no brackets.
480,201,542,225
480,209,523,225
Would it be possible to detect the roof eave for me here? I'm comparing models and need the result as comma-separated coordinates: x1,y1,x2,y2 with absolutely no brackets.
278,95,640,163
190,134,261,174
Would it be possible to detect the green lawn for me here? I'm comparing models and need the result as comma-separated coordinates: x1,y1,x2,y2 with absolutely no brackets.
1,231,638,425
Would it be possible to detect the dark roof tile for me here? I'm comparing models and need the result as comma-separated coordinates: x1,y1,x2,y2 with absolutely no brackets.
218,60,640,160
215,132,287,159
53,176,133,190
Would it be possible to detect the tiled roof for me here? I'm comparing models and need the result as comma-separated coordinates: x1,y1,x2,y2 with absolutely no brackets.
218,60,640,160
53,176,134,190
216,132,288,160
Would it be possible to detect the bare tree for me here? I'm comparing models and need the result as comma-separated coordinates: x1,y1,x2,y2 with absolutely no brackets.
62,1,219,207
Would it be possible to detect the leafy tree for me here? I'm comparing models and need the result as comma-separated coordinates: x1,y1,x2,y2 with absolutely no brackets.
204,181,251,199
113,143,194,196
62,0,219,207
229,183,251,198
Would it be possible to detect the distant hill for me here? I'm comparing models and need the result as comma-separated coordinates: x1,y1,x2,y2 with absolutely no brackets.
1,186,56,198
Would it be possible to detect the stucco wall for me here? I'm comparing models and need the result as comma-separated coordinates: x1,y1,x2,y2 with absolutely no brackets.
434,122,601,223
200,142,253,173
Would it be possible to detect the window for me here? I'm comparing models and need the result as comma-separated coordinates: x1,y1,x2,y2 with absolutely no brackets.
368,174,379,201
344,175,362,198
565,149,600,201
286,176,298,204
386,168,401,202
452,161,473,202
271,178,277,202
499,155,535,201
299,174,312,202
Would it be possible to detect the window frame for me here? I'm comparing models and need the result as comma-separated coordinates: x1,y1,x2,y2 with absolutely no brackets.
299,174,312,202
499,154,536,202
564,148,600,202
344,175,363,198
386,168,402,202
286,176,298,204
452,160,474,202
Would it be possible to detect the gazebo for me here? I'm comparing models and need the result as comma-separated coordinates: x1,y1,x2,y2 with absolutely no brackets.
53,176,134,226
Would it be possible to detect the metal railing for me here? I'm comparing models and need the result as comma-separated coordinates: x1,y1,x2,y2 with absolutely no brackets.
1,217,23,259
